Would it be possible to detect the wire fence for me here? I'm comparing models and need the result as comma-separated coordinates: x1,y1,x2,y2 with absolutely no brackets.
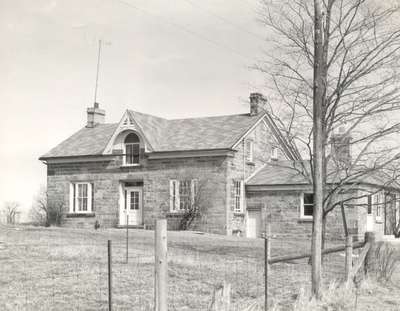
0,225,370,311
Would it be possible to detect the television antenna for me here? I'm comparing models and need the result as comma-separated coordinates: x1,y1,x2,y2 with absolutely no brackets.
93,39,102,105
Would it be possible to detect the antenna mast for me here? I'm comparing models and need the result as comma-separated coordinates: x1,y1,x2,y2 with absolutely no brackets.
93,39,102,105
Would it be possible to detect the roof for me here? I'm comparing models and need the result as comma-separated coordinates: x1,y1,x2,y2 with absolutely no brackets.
40,111,265,159
247,161,309,186
247,160,400,190
130,110,263,151
41,123,118,158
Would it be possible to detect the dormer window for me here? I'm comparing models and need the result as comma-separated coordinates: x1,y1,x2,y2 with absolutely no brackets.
124,133,140,165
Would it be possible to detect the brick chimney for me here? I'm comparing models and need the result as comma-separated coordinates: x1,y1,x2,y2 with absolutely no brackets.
331,126,351,166
86,102,105,128
249,92,265,116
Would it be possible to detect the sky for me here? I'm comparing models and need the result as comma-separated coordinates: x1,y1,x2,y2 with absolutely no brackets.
0,0,268,218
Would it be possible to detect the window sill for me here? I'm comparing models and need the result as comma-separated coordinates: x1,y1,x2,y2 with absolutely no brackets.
66,213,95,218
166,211,186,217
246,161,255,166
298,217,313,223
375,217,383,224
234,212,245,216
120,164,141,168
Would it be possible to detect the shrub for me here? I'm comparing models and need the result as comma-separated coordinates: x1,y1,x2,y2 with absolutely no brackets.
375,242,400,283
47,202,64,226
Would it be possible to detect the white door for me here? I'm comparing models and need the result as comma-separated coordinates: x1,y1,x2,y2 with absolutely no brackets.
121,187,142,226
247,210,261,238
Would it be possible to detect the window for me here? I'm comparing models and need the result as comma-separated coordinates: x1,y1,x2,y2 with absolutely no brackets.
231,180,244,213
169,179,197,212
396,194,400,226
124,133,140,165
375,192,383,221
179,180,192,210
124,190,140,210
300,193,314,219
245,140,254,162
69,182,93,213
367,195,372,215
271,147,279,160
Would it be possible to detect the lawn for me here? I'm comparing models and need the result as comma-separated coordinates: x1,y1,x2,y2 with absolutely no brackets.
0,225,399,310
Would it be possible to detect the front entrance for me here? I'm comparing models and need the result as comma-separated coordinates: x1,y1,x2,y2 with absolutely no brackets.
120,187,143,226
247,209,261,238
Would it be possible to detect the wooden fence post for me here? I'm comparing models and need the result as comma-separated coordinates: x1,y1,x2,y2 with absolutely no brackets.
155,219,168,311
108,240,112,311
364,232,377,276
264,235,271,310
345,235,353,283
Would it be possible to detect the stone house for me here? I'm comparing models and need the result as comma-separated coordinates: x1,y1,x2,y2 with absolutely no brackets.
40,93,400,239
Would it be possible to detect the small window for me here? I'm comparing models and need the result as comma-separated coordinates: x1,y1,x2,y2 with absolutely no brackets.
231,180,244,213
367,195,372,215
69,182,93,213
301,193,314,219
124,133,140,165
375,193,383,221
271,147,279,160
245,140,254,162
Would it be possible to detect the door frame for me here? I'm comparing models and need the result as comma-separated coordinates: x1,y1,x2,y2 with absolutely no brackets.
246,208,261,238
119,185,143,226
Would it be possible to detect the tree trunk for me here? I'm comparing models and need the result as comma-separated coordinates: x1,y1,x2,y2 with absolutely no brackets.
311,0,325,299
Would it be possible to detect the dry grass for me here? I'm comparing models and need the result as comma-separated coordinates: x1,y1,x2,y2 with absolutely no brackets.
1,225,399,310
285,278,400,311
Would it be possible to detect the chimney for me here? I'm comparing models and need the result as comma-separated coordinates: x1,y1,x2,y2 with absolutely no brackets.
86,102,105,128
249,92,265,116
331,126,352,166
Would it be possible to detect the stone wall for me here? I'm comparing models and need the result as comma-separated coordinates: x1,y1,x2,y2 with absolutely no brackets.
47,155,229,234
226,120,285,236
246,189,367,241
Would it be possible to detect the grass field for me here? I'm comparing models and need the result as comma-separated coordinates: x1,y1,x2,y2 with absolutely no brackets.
1,225,399,310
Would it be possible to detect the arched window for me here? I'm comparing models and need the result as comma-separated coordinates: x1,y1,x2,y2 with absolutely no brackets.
124,133,140,165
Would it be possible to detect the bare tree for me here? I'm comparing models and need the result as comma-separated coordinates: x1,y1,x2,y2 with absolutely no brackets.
257,0,400,296
2,201,20,224
29,186,64,226
29,185,49,226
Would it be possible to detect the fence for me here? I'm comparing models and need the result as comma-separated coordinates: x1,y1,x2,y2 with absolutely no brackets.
0,222,377,311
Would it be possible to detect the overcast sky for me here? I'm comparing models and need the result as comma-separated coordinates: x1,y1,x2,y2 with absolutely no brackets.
0,0,268,217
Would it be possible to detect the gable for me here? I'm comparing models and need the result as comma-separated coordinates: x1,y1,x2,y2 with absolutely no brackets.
104,111,267,154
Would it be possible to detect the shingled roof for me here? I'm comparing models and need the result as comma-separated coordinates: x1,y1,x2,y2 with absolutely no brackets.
40,111,265,159
247,160,400,190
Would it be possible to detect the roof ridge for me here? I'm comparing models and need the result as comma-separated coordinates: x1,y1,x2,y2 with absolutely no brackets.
168,113,252,121
128,110,168,121
129,109,256,122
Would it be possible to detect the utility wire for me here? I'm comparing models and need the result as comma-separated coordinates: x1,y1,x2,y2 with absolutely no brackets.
180,0,266,42
111,0,253,61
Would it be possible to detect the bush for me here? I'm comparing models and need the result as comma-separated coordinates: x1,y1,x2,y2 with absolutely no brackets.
375,242,400,283
47,202,64,226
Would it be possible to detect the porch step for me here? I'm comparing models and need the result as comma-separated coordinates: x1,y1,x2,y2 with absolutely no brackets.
116,225,145,229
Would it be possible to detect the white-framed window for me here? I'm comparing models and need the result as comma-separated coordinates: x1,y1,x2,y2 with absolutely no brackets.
169,179,197,212
374,192,383,222
69,182,93,213
300,193,314,219
231,180,244,213
245,140,254,162
124,133,140,165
